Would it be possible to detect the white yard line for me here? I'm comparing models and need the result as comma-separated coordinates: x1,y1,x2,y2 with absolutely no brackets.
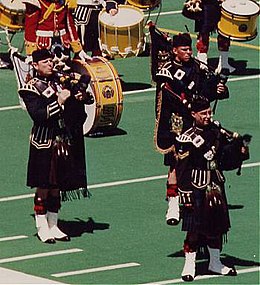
144,10,183,17
0,248,83,264
140,266,260,284
52,262,140,278
0,235,28,242
0,162,259,203
0,75,259,111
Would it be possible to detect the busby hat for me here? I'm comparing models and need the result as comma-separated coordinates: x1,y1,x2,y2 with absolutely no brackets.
191,97,210,112
172,33,192,48
32,49,54,63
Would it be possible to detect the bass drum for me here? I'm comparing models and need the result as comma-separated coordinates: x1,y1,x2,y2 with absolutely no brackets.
218,0,260,41
127,0,161,10
0,0,25,31
71,57,123,135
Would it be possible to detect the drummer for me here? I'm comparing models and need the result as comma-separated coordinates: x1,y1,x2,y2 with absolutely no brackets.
23,0,90,62
73,0,124,57
183,0,236,74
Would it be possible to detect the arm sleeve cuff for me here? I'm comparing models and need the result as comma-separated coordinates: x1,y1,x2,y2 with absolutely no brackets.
70,40,83,53
48,101,61,118
25,41,38,55
106,0,118,12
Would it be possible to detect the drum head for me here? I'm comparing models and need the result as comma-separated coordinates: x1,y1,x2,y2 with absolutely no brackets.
99,5,144,28
71,58,123,135
222,0,260,16
83,88,97,135
0,0,25,11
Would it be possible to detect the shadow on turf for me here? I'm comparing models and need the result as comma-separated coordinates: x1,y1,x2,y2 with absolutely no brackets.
85,127,127,138
228,204,244,210
208,58,260,76
168,249,260,276
58,217,110,237
120,79,153,92
31,215,109,237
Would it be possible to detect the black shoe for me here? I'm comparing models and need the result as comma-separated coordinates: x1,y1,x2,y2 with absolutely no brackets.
36,234,56,244
209,267,237,276
45,238,56,244
182,275,194,282
166,218,179,226
225,268,237,276
55,235,71,242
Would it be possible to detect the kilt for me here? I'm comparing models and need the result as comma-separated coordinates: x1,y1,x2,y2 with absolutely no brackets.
195,1,221,33
181,187,231,236
27,133,87,192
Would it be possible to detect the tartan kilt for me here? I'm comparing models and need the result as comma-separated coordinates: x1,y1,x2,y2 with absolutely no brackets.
27,134,87,192
181,188,231,236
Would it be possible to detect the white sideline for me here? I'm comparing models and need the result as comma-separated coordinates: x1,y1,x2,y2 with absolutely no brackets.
0,267,67,284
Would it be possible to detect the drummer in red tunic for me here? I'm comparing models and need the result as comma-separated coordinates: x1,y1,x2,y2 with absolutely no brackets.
183,0,236,74
22,0,89,61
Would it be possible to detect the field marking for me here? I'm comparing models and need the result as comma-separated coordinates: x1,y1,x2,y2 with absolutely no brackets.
1,74,259,112
0,248,83,264
52,262,140,278
158,27,260,50
0,267,67,284
145,10,182,17
140,266,260,284
0,105,21,111
0,235,28,242
0,162,259,203
124,74,260,96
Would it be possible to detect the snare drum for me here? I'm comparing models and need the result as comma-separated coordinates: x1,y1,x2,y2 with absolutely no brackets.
70,57,123,135
0,0,25,31
99,5,145,58
127,0,161,10
218,0,260,41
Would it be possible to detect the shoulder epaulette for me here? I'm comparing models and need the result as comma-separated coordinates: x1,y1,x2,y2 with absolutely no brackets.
156,62,174,81
18,79,41,96
176,127,204,148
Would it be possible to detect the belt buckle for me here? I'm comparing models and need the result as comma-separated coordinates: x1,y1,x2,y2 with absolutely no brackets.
54,30,60,37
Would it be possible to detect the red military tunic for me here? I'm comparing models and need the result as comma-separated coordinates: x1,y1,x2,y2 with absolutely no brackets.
23,0,82,55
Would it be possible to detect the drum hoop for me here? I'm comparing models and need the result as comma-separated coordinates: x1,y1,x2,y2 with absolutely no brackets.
99,4,144,28
72,57,123,133
0,2,25,12
217,29,257,41
221,0,260,17
72,57,123,104
221,9,259,19
127,0,161,9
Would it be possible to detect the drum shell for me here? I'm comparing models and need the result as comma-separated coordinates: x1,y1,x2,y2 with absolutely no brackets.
127,0,161,9
0,4,25,31
218,0,260,41
99,5,145,58
71,58,123,135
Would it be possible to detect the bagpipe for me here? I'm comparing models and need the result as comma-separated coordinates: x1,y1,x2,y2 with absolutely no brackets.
53,70,94,105
148,21,229,97
211,119,252,175
147,21,173,82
